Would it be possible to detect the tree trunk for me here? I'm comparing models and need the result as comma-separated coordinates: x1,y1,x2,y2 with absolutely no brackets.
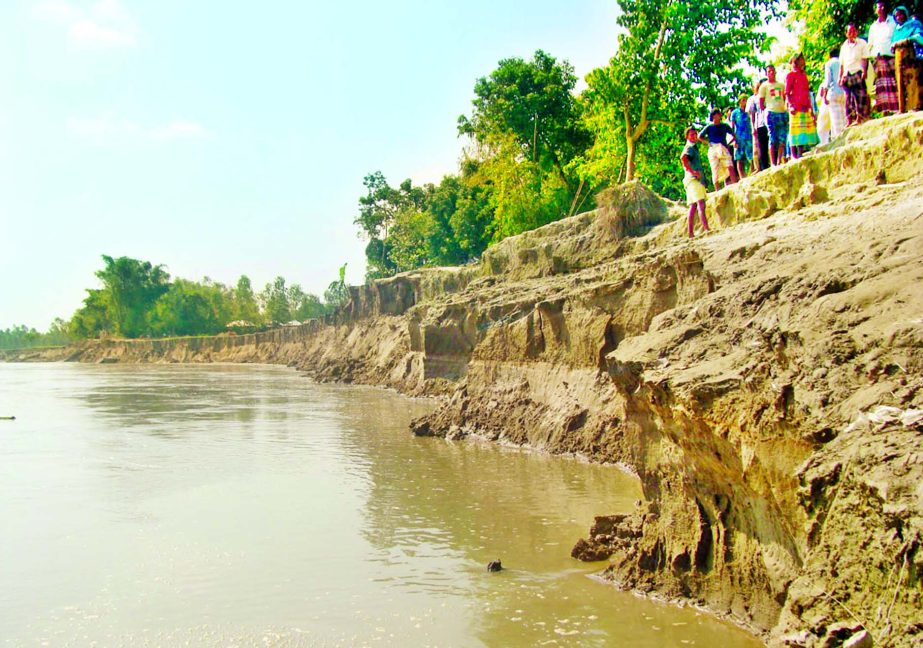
623,13,669,184
625,136,636,182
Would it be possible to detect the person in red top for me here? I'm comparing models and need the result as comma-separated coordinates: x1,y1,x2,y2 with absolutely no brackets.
785,53,819,159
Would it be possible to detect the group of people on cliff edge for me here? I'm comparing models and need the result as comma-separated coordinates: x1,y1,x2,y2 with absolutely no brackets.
680,1,923,239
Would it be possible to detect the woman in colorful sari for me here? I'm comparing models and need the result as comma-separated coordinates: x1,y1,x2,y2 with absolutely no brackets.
785,53,819,159
891,5,923,112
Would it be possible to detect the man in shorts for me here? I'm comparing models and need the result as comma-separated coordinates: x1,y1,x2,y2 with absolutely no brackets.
759,65,789,166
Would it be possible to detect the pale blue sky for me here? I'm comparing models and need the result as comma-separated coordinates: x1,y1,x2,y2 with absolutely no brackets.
1,0,621,330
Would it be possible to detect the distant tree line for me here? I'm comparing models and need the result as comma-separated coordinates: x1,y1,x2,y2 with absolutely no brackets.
356,0,801,280
0,321,71,350
1,256,349,349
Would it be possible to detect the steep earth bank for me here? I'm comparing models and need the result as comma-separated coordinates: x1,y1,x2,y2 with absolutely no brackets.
7,114,923,647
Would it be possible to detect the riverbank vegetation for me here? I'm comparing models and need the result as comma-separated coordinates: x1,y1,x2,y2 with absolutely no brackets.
0,321,71,351
1,256,347,348
353,0,888,281
355,0,778,280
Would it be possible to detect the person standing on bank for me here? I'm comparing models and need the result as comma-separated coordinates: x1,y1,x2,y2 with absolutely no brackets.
746,78,770,171
868,1,899,114
699,109,738,188
785,53,819,159
759,65,788,166
680,127,710,239
821,47,848,140
730,95,753,178
839,23,871,125
891,5,923,112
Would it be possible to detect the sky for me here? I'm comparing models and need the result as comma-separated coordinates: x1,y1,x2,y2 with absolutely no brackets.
0,0,623,330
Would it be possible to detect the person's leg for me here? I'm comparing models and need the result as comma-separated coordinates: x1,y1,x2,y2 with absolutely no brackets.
844,85,855,125
858,84,872,123
767,127,777,165
767,116,776,166
759,127,770,169
697,200,709,233
687,203,697,238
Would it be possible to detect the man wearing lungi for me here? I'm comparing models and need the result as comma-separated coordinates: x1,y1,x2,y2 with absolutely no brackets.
839,23,871,125
868,1,898,114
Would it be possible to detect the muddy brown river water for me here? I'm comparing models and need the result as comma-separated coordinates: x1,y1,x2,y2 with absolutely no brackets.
0,363,761,647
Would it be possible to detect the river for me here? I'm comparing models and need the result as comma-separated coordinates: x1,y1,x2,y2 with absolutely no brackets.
0,363,761,647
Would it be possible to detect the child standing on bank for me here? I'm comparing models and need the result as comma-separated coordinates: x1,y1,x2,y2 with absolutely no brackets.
680,127,711,239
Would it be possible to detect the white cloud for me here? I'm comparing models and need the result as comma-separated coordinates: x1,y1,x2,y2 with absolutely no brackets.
33,0,137,49
67,116,208,143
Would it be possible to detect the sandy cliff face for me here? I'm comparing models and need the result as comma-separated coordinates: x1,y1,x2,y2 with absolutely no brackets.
11,113,922,646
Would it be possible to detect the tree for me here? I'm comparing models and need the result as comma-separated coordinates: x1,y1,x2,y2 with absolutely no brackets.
232,275,262,324
260,277,293,325
446,164,495,260
323,264,350,311
70,288,113,338
149,279,230,337
0,323,67,349
293,293,326,321
388,207,432,272
355,173,429,280
92,255,170,337
458,50,590,200
581,0,775,184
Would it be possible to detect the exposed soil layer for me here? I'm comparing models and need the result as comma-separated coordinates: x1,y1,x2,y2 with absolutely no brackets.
7,113,923,647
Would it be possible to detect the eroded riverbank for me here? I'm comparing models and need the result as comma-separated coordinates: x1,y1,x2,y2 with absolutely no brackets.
6,114,923,647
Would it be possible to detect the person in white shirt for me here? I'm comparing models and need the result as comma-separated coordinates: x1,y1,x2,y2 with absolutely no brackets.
868,1,899,113
745,79,769,172
839,23,871,124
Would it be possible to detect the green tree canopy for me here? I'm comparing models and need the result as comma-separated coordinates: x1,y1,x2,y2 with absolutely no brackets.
0,320,71,350
232,275,263,325
260,277,293,325
458,49,590,194
579,0,775,189
149,279,231,337
79,255,171,338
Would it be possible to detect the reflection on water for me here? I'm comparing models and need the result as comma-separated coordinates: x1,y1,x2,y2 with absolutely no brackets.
0,364,761,647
